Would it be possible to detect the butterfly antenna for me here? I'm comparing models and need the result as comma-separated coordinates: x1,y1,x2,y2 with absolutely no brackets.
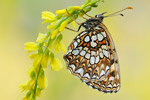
104,7,133,17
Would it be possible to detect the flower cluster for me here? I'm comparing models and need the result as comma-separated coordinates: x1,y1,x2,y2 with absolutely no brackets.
20,0,102,100
20,32,64,100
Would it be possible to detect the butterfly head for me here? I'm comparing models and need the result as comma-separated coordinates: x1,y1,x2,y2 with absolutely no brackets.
95,12,106,23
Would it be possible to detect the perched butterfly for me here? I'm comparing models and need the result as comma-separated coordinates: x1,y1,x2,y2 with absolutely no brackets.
63,7,133,93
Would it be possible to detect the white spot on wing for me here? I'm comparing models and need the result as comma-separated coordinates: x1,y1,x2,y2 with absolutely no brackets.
107,84,112,88
83,73,91,79
78,46,83,51
100,52,104,58
101,31,106,37
83,47,88,51
116,74,119,79
80,31,87,36
96,51,99,55
84,35,90,42
77,39,80,43
111,63,115,71
82,80,88,83
92,75,99,79
91,51,96,56
92,75,96,78
90,56,95,65
106,90,111,93
73,41,78,48
101,84,105,88
113,84,117,87
95,56,99,63
103,50,109,57
72,49,79,55
89,85,93,88
69,64,76,71
102,45,107,50
100,70,105,77
76,68,84,76
90,42,97,47
85,53,90,59
94,26,102,30
105,66,110,71
80,50,86,56
91,35,97,41
109,77,114,81
97,33,103,41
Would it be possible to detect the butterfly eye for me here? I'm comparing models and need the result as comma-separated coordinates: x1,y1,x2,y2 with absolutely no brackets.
95,15,98,18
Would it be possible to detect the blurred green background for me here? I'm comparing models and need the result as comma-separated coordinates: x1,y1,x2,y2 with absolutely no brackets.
0,0,150,100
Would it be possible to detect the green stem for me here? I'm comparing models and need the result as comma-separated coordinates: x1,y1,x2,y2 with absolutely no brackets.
33,35,52,99
33,64,41,98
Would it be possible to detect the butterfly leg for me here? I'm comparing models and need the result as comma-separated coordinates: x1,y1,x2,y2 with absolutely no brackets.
65,9,81,25
81,9,95,18
65,24,83,32
65,9,89,32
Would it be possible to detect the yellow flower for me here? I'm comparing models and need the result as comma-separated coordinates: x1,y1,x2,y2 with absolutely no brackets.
23,91,34,100
41,50,49,68
42,11,56,23
37,75,47,89
36,33,47,42
27,79,35,90
59,42,66,53
54,42,66,54
71,6,81,10
59,20,68,32
50,57,63,71
19,81,28,92
27,67,36,79
28,53,38,59
22,96,28,100
48,39,54,51
53,34,66,54
24,42,39,52
47,21,57,29
51,29,59,39
33,54,42,69
56,9,66,15
36,88,41,97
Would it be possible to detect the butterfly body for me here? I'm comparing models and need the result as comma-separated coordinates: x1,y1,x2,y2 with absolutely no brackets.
63,13,120,93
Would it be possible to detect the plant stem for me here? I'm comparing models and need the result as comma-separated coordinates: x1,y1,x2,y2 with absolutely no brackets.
33,35,51,99
33,64,41,98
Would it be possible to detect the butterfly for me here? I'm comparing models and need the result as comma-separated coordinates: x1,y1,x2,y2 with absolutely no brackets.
63,7,132,93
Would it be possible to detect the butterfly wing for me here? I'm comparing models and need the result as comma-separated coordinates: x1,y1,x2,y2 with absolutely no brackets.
63,23,120,93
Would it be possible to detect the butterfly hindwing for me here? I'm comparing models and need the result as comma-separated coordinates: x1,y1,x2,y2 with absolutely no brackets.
63,23,120,93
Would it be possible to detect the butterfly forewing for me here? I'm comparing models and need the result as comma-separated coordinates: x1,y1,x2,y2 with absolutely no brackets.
63,23,120,93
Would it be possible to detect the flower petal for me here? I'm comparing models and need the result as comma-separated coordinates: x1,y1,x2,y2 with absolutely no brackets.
33,54,42,68
24,42,39,52
60,42,66,53
37,76,47,89
51,29,59,39
59,21,68,32
41,50,49,68
71,6,81,10
42,11,56,22
56,9,66,15
50,58,63,71
28,53,38,59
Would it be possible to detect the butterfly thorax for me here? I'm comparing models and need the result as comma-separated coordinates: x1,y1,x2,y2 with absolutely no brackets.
81,18,103,30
